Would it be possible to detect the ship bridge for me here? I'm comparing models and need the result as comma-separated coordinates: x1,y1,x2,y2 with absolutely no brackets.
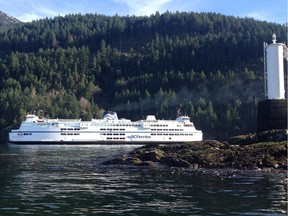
176,116,190,123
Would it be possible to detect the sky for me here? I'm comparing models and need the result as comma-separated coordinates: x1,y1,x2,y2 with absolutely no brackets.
0,0,287,24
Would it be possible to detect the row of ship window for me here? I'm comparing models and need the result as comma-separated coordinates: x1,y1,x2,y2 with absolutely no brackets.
101,133,125,136
92,124,182,127
99,128,184,131
61,133,80,135
100,128,125,131
100,128,185,131
61,128,80,131
18,132,80,136
151,133,193,136
91,124,142,127
106,137,125,140
151,128,184,131
58,126,187,131
23,123,59,127
101,133,192,136
17,133,193,137
184,124,193,127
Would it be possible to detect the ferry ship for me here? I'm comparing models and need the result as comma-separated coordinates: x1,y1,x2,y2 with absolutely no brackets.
9,111,203,144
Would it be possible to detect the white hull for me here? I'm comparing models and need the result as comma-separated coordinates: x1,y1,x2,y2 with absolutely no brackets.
9,112,203,144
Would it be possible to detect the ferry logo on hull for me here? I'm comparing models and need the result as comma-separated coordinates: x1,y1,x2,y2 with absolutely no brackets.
127,135,151,139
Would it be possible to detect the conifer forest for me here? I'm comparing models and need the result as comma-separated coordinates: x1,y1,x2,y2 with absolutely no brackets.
0,11,286,141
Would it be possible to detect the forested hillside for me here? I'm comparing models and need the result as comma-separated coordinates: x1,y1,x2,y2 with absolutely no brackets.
0,11,286,141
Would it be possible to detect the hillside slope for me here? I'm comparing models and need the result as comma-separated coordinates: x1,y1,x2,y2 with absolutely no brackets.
0,12,286,141
0,11,21,27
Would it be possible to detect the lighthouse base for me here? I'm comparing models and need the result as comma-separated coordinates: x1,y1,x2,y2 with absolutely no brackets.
257,99,287,132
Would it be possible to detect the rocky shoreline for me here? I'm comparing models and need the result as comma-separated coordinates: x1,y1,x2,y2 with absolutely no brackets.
103,130,287,171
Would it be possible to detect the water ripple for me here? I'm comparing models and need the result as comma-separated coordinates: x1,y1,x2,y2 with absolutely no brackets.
0,144,286,215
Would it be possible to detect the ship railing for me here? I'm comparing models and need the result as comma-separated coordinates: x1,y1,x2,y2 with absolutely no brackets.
57,119,82,122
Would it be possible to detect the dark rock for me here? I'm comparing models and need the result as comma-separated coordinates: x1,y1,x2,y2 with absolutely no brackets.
134,148,165,162
102,130,287,170
159,156,192,168
191,163,199,170
227,133,258,145
102,157,126,165
258,129,288,142
102,157,142,166
203,140,226,149
136,160,157,167
124,157,143,165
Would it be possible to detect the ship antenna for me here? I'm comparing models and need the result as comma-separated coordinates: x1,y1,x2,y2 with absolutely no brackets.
176,108,181,117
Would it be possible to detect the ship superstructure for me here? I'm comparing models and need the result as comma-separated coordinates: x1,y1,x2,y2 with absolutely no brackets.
9,111,203,144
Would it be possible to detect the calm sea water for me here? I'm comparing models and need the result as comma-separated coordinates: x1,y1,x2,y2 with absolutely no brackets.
0,144,286,216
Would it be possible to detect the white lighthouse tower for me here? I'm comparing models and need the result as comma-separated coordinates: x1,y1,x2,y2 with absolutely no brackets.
257,34,288,132
264,34,287,99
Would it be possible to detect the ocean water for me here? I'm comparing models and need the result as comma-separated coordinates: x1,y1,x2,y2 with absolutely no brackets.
0,144,286,216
